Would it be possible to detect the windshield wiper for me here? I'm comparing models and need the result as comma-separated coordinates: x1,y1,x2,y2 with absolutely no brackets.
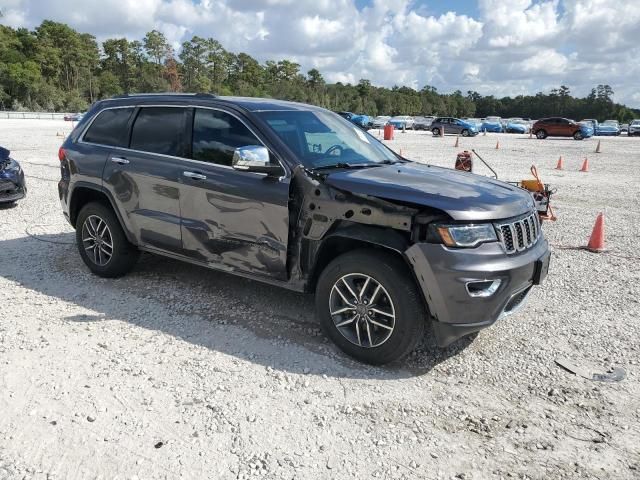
312,162,386,171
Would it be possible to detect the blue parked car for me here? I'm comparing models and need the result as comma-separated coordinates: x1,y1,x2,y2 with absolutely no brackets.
581,124,595,138
0,146,27,206
429,117,479,136
462,118,483,130
504,119,529,134
580,119,619,136
481,116,503,133
336,111,371,129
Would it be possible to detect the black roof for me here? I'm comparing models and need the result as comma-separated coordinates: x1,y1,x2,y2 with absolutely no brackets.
102,93,320,112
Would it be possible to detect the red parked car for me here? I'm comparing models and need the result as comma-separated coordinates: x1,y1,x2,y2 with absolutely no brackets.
531,117,593,140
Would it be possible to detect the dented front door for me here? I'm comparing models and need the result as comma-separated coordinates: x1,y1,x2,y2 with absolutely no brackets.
179,107,290,280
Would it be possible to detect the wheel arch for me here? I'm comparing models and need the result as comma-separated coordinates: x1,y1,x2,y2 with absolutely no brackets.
69,183,136,244
307,224,412,292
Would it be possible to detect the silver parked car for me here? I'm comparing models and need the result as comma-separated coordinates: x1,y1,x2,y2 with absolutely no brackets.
388,116,415,130
413,116,435,130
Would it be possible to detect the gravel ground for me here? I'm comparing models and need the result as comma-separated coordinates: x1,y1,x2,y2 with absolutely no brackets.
0,120,639,480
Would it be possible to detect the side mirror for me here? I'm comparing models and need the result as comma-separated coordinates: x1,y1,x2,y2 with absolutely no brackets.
232,146,283,176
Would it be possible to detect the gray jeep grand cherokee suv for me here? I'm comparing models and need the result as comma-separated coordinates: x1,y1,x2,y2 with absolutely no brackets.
58,94,550,364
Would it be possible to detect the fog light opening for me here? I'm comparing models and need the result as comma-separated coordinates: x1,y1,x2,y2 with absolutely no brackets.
465,279,502,298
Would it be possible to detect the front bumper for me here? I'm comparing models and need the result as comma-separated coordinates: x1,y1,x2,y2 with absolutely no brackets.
0,166,27,203
405,235,550,346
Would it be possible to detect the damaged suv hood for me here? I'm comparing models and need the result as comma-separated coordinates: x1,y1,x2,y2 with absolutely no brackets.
323,162,534,221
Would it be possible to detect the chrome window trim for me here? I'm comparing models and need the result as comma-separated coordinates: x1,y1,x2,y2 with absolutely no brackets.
78,104,290,179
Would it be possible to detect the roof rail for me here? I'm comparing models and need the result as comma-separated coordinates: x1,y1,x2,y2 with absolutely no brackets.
109,92,217,99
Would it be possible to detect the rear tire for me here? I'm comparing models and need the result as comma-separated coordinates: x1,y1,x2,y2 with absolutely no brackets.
76,202,139,278
536,130,547,139
315,249,426,365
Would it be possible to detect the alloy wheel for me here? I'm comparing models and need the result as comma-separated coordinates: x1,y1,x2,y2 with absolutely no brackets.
81,214,114,266
329,273,396,348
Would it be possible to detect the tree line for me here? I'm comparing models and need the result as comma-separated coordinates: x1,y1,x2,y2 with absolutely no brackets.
1,20,638,121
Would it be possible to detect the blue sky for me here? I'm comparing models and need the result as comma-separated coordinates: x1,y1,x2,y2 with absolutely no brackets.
354,0,480,16
2,0,639,107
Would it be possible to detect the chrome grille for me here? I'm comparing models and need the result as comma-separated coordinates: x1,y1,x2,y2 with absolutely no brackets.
496,213,540,254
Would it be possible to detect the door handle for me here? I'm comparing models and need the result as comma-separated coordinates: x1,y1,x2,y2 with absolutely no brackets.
111,156,130,165
183,171,207,180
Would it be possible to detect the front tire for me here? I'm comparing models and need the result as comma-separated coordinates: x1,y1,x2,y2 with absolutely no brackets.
573,131,584,140
461,129,470,137
432,128,440,136
76,202,139,278
536,129,547,139
315,250,426,364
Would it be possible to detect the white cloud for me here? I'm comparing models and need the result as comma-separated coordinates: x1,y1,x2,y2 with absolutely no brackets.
2,0,640,106
479,0,560,48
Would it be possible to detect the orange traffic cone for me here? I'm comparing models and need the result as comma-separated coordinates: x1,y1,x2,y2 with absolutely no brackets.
399,148,403,156
595,140,601,153
580,158,589,172
454,135,459,148
529,129,533,139
586,213,605,252
555,156,564,170
483,128,487,136
495,141,500,150
441,125,445,137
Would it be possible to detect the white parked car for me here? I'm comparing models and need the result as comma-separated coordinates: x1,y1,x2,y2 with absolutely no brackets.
371,116,391,128
413,116,435,130
388,116,415,130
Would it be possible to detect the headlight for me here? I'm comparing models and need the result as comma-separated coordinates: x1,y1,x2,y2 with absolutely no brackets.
429,223,497,248
5,161,21,172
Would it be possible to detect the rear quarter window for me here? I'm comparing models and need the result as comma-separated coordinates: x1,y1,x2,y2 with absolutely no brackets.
83,108,135,147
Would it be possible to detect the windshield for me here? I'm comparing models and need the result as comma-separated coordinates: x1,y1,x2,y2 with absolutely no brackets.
632,120,640,126
258,110,398,169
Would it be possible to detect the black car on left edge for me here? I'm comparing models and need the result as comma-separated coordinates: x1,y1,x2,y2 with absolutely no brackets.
0,146,26,206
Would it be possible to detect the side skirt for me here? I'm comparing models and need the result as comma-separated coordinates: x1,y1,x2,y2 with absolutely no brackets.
138,245,307,293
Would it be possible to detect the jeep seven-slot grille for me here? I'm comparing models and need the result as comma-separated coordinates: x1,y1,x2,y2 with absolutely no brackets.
496,212,540,254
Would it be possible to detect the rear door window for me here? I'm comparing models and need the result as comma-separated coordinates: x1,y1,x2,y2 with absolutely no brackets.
130,107,188,157
192,108,262,166
83,107,134,147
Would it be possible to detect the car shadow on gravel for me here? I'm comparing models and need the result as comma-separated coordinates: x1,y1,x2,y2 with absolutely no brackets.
0,233,471,379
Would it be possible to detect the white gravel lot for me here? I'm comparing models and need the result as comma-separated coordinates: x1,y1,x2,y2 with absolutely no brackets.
0,120,639,480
